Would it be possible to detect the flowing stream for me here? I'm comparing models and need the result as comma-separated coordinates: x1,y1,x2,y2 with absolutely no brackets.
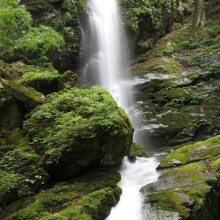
81,0,160,219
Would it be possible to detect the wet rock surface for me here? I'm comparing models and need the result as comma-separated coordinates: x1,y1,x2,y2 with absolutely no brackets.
134,3,220,219
141,135,220,219
131,7,220,150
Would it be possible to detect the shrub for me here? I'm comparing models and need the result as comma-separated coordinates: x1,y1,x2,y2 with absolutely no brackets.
14,25,65,65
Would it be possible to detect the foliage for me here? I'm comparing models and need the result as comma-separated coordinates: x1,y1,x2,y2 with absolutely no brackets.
119,0,173,32
14,25,64,66
0,130,49,207
20,0,86,69
0,0,32,58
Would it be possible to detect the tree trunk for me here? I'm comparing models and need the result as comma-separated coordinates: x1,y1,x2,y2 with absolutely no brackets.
194,0,206,27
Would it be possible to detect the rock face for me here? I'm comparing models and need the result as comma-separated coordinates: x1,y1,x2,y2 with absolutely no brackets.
0,89,24,131
119,0,174,53
24,86,133,181
141,135,220,220
131,3,220,150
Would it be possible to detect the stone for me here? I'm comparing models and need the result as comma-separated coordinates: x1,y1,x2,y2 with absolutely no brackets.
1,79,45,108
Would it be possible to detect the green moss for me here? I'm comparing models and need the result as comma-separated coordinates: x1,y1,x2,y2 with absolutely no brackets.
1,79,45,108
150,160,216,218
159,135,220,168
152,190,189,218
167,162,208,184
0,61,38,80
130,143,149,157
138,58,181,75
210,157,220,171
184,183,211,205
0,172,29,206
3,168,121,220
154,42,176,56
42,187,120,220
58,70,78,91
21,71,60,85
153,87,200,107
19,70,61,94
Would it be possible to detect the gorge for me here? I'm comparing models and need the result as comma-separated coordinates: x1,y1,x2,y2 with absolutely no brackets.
0,0,220,219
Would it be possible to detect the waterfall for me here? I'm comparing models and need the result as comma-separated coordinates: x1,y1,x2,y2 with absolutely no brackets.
81,0,131,108
81,0,160,219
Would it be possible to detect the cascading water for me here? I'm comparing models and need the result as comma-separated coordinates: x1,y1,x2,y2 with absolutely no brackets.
81,0,160,219
106,157,159,220
81,0,131,108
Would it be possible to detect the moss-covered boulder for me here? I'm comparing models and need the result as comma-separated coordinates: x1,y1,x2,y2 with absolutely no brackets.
141,135,220,219
0,62,63,130
0,130,49,208
130,143,149,158
58,70,78,91
0,87,25,131
0,167,121,220
24,86,133,181
19,70,61,95
1,79,45,108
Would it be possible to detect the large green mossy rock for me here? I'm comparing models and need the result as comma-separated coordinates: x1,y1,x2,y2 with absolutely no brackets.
24,86,133,181
141,135,220,219
0,167,121,220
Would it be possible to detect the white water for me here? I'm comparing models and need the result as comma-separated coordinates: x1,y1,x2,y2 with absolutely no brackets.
106,157,159,220
81,0,160,219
